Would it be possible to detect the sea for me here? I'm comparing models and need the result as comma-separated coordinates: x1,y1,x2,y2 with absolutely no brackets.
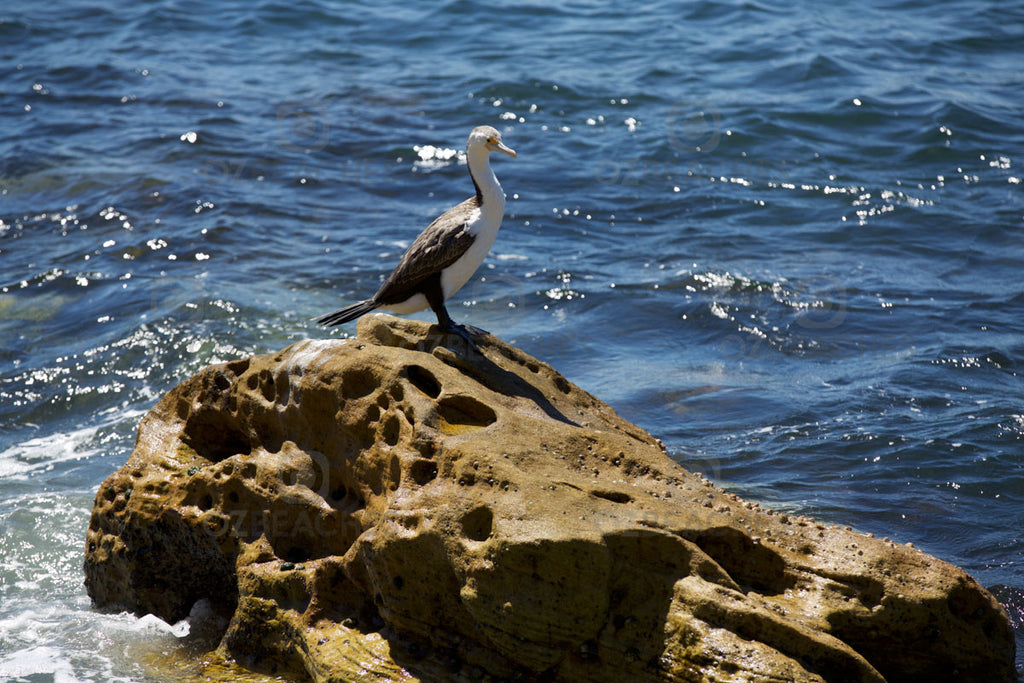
2,0,1022,680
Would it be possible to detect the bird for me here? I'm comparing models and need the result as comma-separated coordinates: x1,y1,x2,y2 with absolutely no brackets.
316,125,516,349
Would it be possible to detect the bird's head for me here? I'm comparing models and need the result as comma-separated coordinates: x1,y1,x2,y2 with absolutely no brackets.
468,125,516,159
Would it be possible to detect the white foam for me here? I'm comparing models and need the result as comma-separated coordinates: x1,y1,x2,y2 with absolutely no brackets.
0,646,79,682
0,599,203,683
0,425,98,479
131,613,191,638
0,600,125,683
0,406,144,481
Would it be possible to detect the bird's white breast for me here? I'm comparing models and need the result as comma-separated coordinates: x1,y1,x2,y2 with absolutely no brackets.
441,203,501,299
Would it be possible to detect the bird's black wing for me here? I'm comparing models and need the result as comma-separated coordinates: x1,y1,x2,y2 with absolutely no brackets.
374,197,479,305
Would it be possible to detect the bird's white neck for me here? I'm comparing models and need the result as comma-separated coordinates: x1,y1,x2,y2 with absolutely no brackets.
466,146,506,212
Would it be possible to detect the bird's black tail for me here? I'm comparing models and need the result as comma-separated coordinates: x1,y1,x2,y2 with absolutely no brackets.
315,299,378,327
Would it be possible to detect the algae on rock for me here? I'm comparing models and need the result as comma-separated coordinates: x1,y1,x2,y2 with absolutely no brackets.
85,314,1016,682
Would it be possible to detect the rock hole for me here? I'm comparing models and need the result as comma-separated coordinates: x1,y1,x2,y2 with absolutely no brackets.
214,371,231,392
285,547,310,564
461,505,493,542
381,414,401,446
405,365,441,399
388,454,402,491
259,369,275,402
397,513,421,530
410,459,438,486
226,358,250,375
592,489,633,504
553,375,572,394
341,367,378,400
263,432,284,455
693,527,795,595
436,395,497,434
181,411,251,462
198,493,213,511
275,372,290,404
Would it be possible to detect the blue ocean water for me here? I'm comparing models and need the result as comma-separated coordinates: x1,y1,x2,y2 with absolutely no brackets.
2,0,1022,679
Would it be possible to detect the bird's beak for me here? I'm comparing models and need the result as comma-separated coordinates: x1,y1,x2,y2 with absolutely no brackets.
495,141,517,159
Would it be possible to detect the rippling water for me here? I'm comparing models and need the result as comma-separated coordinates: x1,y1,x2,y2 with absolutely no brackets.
3,0,1023,679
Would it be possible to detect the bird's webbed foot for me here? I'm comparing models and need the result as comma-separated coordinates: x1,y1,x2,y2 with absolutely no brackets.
442,320,487,353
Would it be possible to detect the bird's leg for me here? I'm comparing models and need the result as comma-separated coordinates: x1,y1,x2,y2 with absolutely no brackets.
424,276,482,352
436,305,482,352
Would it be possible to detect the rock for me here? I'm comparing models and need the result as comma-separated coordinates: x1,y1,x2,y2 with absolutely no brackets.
84,314,1016,682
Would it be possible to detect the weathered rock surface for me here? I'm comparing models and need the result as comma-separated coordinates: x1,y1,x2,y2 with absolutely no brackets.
85,314,1016,682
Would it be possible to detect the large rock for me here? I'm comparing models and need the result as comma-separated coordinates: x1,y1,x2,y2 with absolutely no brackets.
84,314,1016,682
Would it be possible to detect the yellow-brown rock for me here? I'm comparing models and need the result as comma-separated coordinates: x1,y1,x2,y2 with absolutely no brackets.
84,314,1016,682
